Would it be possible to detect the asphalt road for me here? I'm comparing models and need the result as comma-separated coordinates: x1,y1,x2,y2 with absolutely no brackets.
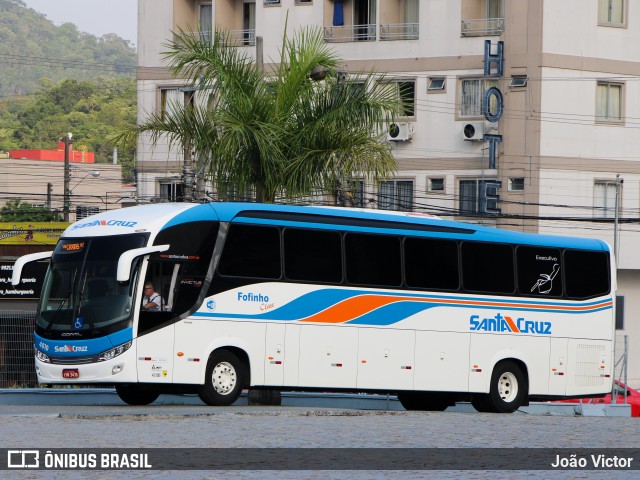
1,404,637,480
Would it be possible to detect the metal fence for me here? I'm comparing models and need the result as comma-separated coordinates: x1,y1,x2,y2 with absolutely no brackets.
0,309,37,388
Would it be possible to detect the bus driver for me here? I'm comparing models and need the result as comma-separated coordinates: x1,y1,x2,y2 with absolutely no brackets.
141,282,164,311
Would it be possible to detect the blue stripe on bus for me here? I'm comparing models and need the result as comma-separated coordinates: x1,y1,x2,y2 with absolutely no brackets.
208,203,609,251
192,288,612,325
161,203,218,230
34,327,133,356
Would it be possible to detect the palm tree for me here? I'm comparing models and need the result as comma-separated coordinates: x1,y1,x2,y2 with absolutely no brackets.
125,25,401,203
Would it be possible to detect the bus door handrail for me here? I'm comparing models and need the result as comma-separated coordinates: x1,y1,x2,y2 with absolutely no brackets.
12,251,53,285
117,245,170,282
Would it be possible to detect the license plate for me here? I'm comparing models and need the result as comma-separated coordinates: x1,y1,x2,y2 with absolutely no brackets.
62,369,80,379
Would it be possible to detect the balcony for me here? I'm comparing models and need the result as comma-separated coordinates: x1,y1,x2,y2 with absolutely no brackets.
380,23,419,41
461,17,504,36
180,29,255,47
225,29,256,47
323,24,377,43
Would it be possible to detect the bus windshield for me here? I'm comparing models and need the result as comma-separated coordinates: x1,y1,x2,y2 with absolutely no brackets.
36,234,148,340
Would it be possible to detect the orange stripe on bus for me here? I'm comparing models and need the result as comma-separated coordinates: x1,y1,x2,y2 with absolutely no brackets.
300,295,401,323
298,294,611,324
504,316,520,333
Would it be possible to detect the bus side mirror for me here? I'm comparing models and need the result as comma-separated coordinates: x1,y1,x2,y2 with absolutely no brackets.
116,245,170,282
12,251,53,285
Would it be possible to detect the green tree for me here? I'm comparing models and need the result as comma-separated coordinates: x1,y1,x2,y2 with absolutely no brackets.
0,77,137,182
0,199,61,221
122,27,401,203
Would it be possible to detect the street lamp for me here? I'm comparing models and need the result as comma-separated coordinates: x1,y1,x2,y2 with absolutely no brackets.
68,170,101,220
61,132,73,222
70,171,101,192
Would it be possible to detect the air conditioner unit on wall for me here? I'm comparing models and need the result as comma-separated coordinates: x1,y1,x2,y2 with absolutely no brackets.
387,122,413,142
462,122,484,141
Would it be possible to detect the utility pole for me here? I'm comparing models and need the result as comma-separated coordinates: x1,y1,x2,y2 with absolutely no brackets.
614,174,623,266
61,133,73,222
46,183,52,208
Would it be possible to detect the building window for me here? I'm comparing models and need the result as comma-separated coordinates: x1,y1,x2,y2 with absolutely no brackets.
509,178,525,192
615,295,624,329
264,0,281,5
599,0,625,25
459,178,498,214
350,179,365,207
509,76,528,88
160,89,180,119
594,180,617,218
378,180,413,212
160,88,194,120
243,1,256,46
427,77,446,92
198,3,212,42
461,0,504,36
295,0,312,4
428,178,445,192
596,82,623,122
388,80,416,118
75,206,100,220
159,181,185,202
460,78,498,118
486,0,505,19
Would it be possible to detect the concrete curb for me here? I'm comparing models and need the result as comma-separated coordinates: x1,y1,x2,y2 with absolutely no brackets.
0,389,631,416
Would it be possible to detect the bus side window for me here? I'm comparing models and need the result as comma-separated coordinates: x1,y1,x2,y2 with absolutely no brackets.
150,220,220,316
345,233,401,287
461,242,514,294
404,237,459,291
516,246,562,297
564,250,610,299
284,228,342,283
218,224,281,279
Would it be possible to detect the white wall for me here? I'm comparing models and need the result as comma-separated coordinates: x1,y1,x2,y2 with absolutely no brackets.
543,0,640,62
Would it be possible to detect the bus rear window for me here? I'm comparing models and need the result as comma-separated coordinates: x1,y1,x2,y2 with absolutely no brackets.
564,250,610,299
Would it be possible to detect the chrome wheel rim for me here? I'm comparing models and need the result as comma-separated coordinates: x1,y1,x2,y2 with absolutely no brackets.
211,361,236,395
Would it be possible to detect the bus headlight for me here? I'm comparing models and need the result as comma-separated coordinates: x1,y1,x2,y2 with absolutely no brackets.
35,348,50,363
98,341,132,362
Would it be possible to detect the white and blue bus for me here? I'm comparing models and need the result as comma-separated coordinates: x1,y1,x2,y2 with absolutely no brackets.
13,202,615,412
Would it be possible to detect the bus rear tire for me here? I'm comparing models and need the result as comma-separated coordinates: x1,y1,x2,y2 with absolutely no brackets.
472,360,527,413
199,350,245,406
115,385,160,406
398,392,451,411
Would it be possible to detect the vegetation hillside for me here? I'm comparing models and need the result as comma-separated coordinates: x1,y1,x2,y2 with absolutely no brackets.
0,77,137,181
0,0,136,96
0,1,137,181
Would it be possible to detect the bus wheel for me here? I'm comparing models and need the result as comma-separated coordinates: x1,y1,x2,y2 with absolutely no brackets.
474,361,527,413
398,392,451,411
115,385,160,406
199,350,245,406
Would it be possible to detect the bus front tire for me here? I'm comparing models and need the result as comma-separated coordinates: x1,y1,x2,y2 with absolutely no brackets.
115,385,160,406
472,360,527,413
199,350,245,406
